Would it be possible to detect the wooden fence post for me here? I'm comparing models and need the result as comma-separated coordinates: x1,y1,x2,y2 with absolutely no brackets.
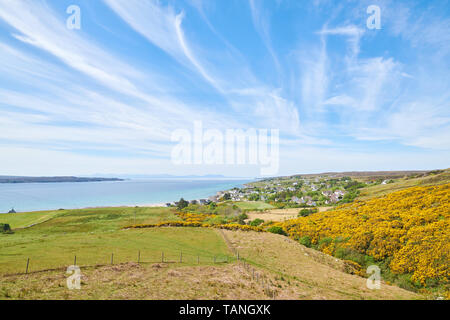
161,251,164,263
180,251,182,263
25,258,30,274
111,253,114,265
197,255,199,264
138,250,140,264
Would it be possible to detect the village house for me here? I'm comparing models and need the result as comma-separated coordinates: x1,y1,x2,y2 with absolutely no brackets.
291,196,301,204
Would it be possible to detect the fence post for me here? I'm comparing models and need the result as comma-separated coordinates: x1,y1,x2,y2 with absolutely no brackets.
197,255,199,264
138,250,140,264
214,256,216,264
111,253,114,265
161,251,164,263
180,251,182,263
25,258,30,274
74,255,77,266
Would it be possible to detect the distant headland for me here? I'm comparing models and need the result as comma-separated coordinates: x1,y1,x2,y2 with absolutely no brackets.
0,176,124,184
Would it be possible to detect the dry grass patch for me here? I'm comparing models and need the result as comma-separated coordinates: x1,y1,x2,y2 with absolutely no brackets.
246,207,332,222
222,230,421,300
0,262,302,300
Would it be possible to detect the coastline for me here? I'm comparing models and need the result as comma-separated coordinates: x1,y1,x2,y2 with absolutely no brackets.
0,178,253,213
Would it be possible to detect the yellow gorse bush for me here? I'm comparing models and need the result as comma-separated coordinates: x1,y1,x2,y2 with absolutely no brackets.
281,184,450,286
125,210,263,232
176,212,216,223
125,221,263,232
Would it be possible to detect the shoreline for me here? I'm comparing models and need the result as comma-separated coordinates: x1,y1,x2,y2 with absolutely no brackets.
0,179,254,214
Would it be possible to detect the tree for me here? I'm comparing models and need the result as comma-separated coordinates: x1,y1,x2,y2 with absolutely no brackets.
222,193,231,201
209,202,217,210
298,208,318,217
0,224,11,233
249,218,264,227
236,213,248,225
176,198,189,210
248,193,260,201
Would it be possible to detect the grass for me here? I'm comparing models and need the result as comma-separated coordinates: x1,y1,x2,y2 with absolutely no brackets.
0,210,63,229
0,203,427,300
0,263,278,300
1,206,181,232
0,207,231,275
221,230,421,300
233,201,275,210
357,169,450,200
0,230,422,300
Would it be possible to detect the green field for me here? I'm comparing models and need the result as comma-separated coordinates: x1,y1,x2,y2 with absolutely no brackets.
0,204,425,300
233,201,275,210
0,207,231,275
0,210,63,229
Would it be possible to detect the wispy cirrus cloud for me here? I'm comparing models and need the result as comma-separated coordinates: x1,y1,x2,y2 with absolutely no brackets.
103,0,221,91
248,0,281,76
0,0,448,177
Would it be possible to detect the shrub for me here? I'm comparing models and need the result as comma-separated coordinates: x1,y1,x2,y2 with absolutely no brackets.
0,224,12,233
281,183,450,289
249,218,264,227
298,208,318,217
298,236,312,247
236,213,248,225
318,237,333,248
267,226,287,236
335,247,366,266
204,215,229,225
176,198,189,210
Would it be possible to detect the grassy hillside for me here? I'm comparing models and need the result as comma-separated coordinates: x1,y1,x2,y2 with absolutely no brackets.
0,207,231,275
0,204,422,300
1,181,446,300
1,207,180,231
0,210,62,229
0,230,419,300
357,169,450,200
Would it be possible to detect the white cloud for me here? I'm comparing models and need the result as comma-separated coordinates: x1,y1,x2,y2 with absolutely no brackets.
248,0,281,74
104,0,220,91
0,0,448,177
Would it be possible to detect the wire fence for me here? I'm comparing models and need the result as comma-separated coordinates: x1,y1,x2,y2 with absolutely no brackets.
1,250,277,298
1,250,240,276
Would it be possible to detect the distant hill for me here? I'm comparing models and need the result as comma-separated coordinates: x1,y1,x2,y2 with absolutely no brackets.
293,170,431,179
87,173,250,179
261,169,447,181
0,176,123,184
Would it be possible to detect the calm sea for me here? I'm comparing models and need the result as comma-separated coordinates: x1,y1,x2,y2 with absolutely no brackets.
0,179,251,213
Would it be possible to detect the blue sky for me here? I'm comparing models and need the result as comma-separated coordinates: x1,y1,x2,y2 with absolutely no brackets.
0,0,449,177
